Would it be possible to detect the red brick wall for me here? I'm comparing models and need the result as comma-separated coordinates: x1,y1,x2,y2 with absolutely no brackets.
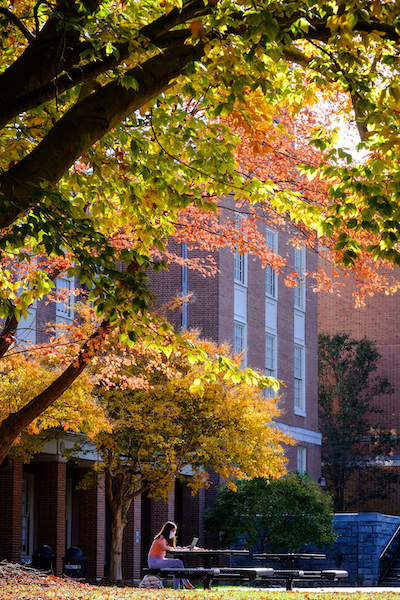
73,468,105,580
132,496,142,579
35,458,66,575
284,442,322,480
273,229,319,435
318,272,400,513
319,278,400,433
0,458,23,561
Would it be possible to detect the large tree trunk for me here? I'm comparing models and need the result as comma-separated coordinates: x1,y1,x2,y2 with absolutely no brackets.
109,505,127,581
106,472,133,581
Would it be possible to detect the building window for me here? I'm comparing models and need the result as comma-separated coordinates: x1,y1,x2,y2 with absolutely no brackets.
265,228,278,298
234,322,247,366
265,335,276,398
234,250,246,285
294,247,306,309
265,228,277,298
265,335,274,376
294,345,305,412
297,446,307,473
182,243,188,329
234,322,244,355
21,474,34,557
56,274,74,322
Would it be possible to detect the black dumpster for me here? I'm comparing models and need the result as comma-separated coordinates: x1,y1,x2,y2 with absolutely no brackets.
63,546,87,579
32,545,56,572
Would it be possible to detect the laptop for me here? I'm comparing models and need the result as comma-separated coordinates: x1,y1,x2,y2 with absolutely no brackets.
189,537,198,550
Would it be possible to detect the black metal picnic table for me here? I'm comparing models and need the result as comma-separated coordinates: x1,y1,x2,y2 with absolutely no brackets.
253,552,327,569
252,552,346,590
169,548,250,567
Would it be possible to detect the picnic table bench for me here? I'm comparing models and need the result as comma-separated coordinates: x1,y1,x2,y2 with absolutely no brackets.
143,565,348,590
253,553,348,590
142,566,275,589
264,568,348,590
143,550,348,590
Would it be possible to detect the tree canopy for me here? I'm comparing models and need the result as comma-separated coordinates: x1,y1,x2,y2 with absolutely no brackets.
0,347,108,462
203,473,336,553
3,0,400,461
69,336,290,580
318,332,399,511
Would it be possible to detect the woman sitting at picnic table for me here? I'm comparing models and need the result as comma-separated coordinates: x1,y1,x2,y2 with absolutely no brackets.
148,521,194,590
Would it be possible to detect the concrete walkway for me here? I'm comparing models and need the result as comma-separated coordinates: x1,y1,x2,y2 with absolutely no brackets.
284,587,400,593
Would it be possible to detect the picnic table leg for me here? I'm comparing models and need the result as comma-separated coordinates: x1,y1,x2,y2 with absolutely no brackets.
286,578,294,591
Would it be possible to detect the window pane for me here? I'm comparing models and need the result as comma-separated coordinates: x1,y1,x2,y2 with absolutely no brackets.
294,378,302,409
297,447,307,473
294,248,305,309
266,266,276,297
294,346,302,377
294,247,304,270
294,346,304,410
294,281,302,308
234,250,245,284
234,323,244,355
265,336,274,370
266,229,277,298
56,276,74,319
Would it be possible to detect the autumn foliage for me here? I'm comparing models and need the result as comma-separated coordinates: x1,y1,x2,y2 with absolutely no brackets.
66,333,290,580
3,0,400,462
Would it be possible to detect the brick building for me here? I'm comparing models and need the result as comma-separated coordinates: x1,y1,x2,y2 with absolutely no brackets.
318,275,400,514
0,218,323,580
149,225,322,479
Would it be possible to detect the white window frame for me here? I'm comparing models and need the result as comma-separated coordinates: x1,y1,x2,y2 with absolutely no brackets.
234,321,247,367
265,334,276,398
294,344,306,414
234,250,247,286
297,446,307,473
265,228,278,299
56,273,75,323
233,211,248,287
294,247,306,310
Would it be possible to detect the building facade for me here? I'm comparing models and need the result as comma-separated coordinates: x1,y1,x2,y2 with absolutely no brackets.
318,276,400,514
149,224,321,479
0,220,322,580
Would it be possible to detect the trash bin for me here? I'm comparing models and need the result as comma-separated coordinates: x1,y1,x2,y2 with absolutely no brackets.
63,546,87,579
32,545,56,572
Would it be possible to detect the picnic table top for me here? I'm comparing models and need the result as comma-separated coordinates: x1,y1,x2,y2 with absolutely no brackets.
253,553,326,561
170,548,249,555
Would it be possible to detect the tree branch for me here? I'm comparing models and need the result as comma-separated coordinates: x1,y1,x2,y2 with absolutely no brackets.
0,319,110,464
0,314,18,359
0,42,206,230
0,0,212,127
0,7,35,42
0,264,65,359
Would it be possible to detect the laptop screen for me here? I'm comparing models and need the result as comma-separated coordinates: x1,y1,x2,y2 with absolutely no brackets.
189,537,198,550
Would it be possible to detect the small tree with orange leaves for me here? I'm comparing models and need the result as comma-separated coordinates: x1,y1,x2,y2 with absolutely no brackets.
69,334,291,581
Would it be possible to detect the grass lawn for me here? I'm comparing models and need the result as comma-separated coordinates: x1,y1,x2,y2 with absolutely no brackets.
2,574,400,600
